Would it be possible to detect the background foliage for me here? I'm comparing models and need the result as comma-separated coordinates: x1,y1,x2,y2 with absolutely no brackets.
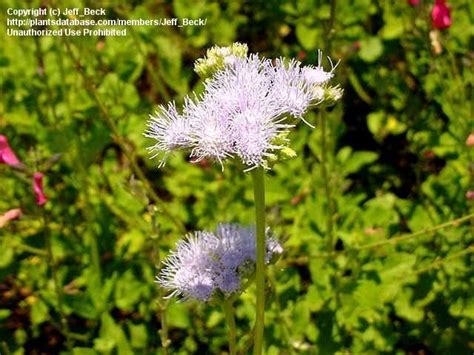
0,0,473,353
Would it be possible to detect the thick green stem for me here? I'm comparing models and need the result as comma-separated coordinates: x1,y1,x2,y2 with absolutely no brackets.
319,110,334,250
222,299,237,355
251,167,266,355
158,299,170,355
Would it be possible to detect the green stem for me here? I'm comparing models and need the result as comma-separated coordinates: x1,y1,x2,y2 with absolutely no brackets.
327,0,337,52
150,208,170,355
251,167,266,355
356,213,474,250
319,110,334,250
414,245,474,275
12,242,47,256
222,299,237,355
285,213,474,265
42,210,72,350
76,151,102,282
268,269,294,354
89,228,102,282
158,298,170,355
128,27,171,102
467,143,474,238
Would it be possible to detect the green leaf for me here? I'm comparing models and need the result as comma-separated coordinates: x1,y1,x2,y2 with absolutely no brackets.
359,37,383,62
97,73,140,110
167,302,191,329
305,285,326,313
73,348,98,355
449,297,474,320
128,323,148,349
0,240,14,267
362,194,399,228
66,293,99,320
114,270,146,311
381,15,404,40
354,280,383,311
94,313,132,355
367,111,385,140
154,36,188,95
342,151,378,175
30,299,49,325
293,299,310,336
406,205,432,232
0,309,11,320
295,22,320,50
379,253,417,282
394,288,424,323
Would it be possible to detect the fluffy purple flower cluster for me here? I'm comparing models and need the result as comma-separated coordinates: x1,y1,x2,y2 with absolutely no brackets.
157,223,282,301
145,47,339,170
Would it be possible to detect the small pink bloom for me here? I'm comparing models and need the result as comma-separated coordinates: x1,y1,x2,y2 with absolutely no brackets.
466,191,474,200
297,51,307,61
423,150,436,159
431,0,452,30
408,0,420,6
466,133,474,147
0,208,22,228
33,172,48,206
0,135,21,166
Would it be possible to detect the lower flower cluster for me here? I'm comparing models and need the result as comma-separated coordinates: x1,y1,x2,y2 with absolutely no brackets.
157,223,282,302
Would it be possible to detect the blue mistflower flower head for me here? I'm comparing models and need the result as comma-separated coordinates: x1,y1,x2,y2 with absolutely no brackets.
157,223,283,302
145,44,342,170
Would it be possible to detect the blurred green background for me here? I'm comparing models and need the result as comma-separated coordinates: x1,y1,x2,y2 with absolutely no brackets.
0,0,473,353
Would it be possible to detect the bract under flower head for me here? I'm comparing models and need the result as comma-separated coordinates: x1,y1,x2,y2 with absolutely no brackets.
157,223,282,302
194,42,249,78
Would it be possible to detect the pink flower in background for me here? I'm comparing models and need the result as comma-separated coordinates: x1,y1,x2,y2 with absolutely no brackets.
466,191,474,201
0,208,22,228
408,0,420,6
431,0,452,30
466,133,474,147
0,135,21,166
33,172,48,206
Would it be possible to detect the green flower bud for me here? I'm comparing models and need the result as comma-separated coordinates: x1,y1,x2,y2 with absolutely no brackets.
194,43,248,78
